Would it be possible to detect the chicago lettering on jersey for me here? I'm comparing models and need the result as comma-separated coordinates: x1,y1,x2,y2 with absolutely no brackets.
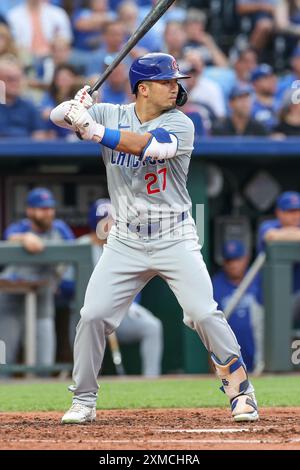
111,152,165,168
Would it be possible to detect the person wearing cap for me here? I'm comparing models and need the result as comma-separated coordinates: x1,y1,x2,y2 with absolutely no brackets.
258,191,300,252
213,240,264,372
212,84,269,136
0,187,75,367
257,190,300,327
70,199,163,377
250,64,278,131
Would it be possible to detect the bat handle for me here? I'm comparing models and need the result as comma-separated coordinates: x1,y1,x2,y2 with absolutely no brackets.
64,115,73,125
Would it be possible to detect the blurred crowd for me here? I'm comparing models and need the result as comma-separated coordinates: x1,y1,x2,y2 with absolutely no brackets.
1,0,300,141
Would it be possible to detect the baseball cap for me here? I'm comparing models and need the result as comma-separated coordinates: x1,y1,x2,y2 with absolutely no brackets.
250,63,273,82
88,198,113,231
26,188,56,208
222,240,246,260
229,84,252,100
276,191,300,211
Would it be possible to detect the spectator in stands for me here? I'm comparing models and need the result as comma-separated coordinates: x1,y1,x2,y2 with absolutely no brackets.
214,47,258,102
0,56,47,139
276,46,300,103
212,84,270,136
163,21,186,61
232,47,258,86
251,63,278,131
34,37,86,88
0,23,18,59
72,0,115,52
274,88,300,135
139,0,186,43
118,1,161,52
7,0,72,62
0,188,75,367
213,240,264,372
86,20,127,76
183,50,226,120
99,60,131,104
40,63,82,139
275,0,300,40
236,0,277,52
184,8,228,67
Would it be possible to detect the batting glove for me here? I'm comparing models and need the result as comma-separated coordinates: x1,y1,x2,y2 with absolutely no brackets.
65,101,105,142
74,85,98,109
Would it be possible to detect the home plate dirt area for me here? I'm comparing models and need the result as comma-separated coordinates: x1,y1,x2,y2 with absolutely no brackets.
1,408,300,450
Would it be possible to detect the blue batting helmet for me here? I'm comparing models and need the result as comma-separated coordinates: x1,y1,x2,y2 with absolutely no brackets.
129,53,190,106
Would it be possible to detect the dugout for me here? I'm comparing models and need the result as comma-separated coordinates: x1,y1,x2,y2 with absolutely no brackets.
0,137,300,374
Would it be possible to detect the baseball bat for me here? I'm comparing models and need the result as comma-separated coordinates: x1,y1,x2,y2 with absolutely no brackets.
107,332,126,376
65,0,176,124
224,252,266,319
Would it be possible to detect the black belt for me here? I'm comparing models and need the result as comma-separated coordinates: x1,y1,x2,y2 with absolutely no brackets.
126,211,188,236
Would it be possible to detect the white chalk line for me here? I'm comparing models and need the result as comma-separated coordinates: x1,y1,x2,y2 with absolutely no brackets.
160,428,261,434
2,437,300,445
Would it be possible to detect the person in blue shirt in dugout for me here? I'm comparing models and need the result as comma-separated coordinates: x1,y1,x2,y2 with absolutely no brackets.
212,240,264,373
0,188,75,367
257,191,300,328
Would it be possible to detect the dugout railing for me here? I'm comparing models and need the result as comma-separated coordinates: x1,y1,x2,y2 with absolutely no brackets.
264,242,300,372
0,241,93,374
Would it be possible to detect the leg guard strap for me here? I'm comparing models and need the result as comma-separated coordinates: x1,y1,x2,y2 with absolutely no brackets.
211,354,249,400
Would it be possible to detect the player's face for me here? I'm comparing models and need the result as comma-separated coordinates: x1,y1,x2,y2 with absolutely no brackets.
276,209,300,227
26,207,55,231
223,256,249,281
148,79,179,110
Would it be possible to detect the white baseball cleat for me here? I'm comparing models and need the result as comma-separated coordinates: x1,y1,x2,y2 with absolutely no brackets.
231,392,259,422
61,403,96,424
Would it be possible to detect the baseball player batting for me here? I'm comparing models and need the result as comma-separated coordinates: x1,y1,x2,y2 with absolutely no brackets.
50,53,259,424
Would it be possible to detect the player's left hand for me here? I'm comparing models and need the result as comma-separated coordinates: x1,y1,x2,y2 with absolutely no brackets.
65,101,104,142
74,85,98,109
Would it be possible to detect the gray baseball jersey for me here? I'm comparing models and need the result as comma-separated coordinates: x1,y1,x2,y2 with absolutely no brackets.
89,103,194,238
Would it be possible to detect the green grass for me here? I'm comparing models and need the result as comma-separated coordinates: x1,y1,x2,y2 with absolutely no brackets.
0,375,299,412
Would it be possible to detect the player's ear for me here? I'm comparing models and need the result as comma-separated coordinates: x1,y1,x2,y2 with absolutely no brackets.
137,81,149,98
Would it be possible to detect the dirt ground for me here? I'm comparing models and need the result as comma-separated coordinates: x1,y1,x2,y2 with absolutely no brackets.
0,408,300,450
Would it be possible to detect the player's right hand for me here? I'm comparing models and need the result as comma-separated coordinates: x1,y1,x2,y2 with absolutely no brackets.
74,85,98,109
22,233,45,253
